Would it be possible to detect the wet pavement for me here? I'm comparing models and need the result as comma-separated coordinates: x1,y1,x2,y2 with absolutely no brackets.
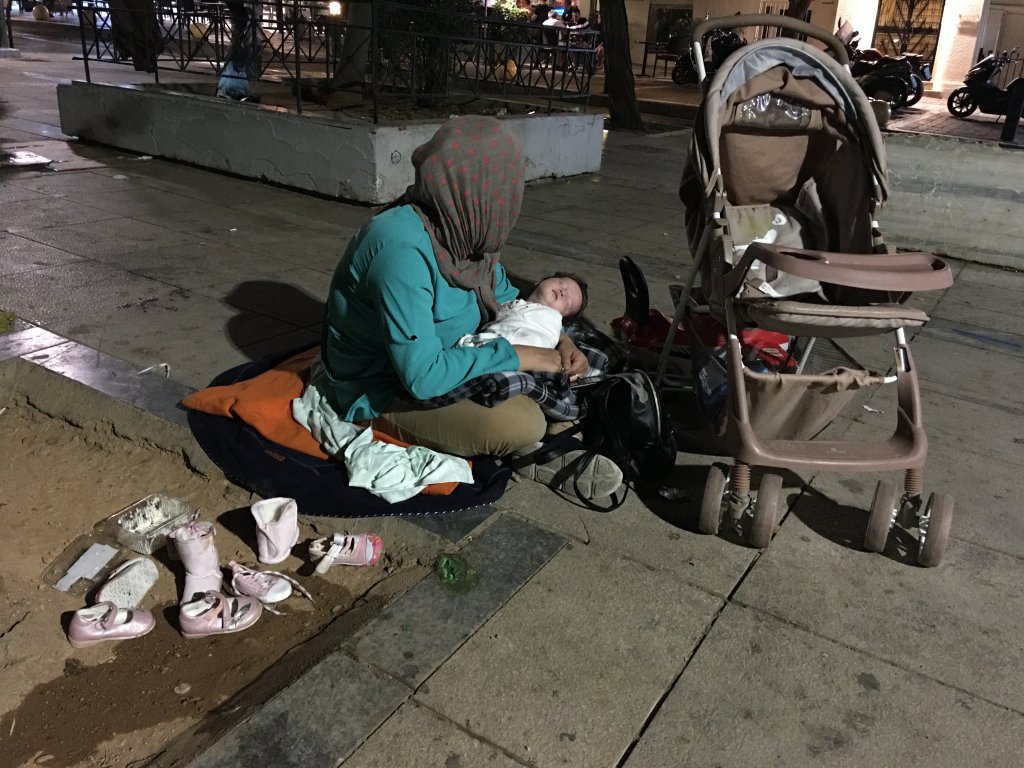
2,29,1024,768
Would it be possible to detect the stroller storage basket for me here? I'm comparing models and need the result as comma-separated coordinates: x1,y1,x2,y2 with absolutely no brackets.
741,365,879,442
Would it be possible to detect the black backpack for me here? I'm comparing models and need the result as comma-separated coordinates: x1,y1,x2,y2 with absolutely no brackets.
538,371,678,511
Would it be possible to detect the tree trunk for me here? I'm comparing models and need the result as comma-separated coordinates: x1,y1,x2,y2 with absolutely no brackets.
332,0,374,92
784,0,814,19
601,0,643,130
781,0,814,38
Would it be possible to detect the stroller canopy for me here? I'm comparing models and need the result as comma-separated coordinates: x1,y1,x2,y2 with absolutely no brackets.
694,37,889,208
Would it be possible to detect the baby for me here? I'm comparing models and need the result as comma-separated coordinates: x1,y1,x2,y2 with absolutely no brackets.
458,272,588,350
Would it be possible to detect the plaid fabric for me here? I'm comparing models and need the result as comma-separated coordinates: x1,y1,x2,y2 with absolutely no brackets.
415,323,625,421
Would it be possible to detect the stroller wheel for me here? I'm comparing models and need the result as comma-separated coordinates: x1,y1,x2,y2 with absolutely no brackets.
917,492,954,568
864,480,898,553
699,464,728,534
749,474,782,549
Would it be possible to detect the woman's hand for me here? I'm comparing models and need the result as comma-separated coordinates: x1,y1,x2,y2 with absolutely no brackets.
513,345,563,373
556,334,589,380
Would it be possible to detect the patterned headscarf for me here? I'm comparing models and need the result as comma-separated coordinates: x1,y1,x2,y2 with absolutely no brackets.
404,116,526,321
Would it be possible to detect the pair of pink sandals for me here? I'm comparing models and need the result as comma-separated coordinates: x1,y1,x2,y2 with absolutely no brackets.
67,498,382,647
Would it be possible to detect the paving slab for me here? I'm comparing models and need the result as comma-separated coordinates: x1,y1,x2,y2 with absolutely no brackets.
623,604,1024,768
89,241,303,288
0,324,67,361
18,337,193,425
909,325,1024,408
7,280,302,388
9,166,156,199
929,262,1024,336
735,480,1024,713
0,230,85,275
341,700,523,768
1,258,138,292
498,469,759,598
3,193,120,231
402,504,499,543
2,264,217,333
88,161,306,206
235,192,379,233
237,327,322,366
190,650,410,768
14,215,201,257
220,268,330,326
252,230,363,275
0,126,44,143
416,540,724,767
0,181,49,204
112,317,306,390
346,514,566,688
837,389,1023,557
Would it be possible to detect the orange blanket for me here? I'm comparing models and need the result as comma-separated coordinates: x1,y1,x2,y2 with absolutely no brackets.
181,348,459,496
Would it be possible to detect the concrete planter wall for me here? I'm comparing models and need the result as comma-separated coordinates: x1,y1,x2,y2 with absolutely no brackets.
882,132,1024,270
57,81,603,204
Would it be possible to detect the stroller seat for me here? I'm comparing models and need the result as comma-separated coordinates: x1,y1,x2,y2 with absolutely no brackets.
729,242,949,336
741,299,930,337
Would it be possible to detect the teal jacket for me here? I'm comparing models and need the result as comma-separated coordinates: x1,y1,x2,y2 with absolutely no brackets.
321,205,521,422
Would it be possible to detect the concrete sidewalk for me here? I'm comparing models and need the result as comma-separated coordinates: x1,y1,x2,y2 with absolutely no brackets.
3,41,1024,768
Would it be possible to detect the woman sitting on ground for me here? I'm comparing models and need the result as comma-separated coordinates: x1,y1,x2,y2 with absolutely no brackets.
315,117,622,500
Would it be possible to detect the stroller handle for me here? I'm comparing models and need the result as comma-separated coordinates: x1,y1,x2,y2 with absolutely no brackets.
692,14,850,66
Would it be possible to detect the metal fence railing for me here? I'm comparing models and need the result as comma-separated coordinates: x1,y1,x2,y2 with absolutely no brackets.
73,0,596,121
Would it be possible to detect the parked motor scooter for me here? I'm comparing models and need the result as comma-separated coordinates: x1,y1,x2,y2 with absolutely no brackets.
842,26,932,106
947,48,1024,117
853,46,931,107
672,27,744,85
836,21,916,109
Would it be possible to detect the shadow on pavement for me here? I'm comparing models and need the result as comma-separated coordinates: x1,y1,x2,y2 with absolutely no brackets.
224,280,323,359
791,484,919,566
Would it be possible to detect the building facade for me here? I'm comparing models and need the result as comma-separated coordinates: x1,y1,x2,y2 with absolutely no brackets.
582,0,1024,95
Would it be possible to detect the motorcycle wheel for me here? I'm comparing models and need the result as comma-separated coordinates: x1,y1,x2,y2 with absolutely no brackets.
905,74,924,107
864,77,909,110
947,87,977,117
672,62,695,86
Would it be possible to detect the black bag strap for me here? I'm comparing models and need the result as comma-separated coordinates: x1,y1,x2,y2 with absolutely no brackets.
531,423,585,466
531,379,633,513
570,450,630,512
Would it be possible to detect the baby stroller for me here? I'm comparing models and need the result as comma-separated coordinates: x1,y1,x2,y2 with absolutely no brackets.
656,15,955,566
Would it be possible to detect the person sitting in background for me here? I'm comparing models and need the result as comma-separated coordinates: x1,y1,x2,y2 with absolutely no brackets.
530,1,552,44
540,9,566,67
590,11,605,69
566,7,588,28
542,8,566,46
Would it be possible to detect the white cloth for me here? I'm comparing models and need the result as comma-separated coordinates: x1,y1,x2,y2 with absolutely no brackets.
457,299,563,349
291,357,474,503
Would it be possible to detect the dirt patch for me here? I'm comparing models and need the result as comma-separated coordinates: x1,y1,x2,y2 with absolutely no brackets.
0,400,421,768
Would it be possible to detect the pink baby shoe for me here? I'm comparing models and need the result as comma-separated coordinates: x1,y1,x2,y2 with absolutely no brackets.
168,520,223,602
309,532,383,575
251,497,299,564
67,602,156,648
178,592,263,639
95,557,159,609
227,561,313,606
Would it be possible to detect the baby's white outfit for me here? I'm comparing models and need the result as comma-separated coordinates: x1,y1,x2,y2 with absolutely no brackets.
457,299,562,349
